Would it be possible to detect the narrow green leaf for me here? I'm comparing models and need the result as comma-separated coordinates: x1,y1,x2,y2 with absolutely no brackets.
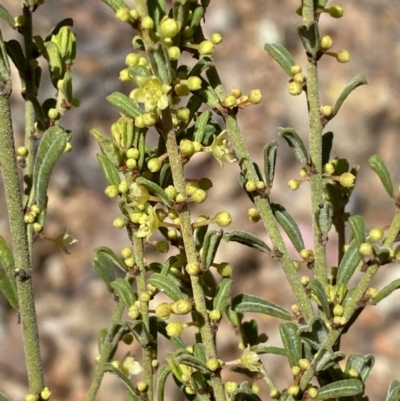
99,138,122,167
0,236,18,309
271,203,305,252
175,354,209,374
309,279,331,318
189,5,204,30
223,230,271,255
148,272,184,301
100,0,130,13
97,328,107,353
348,215,366,248
333,75,368,117
264,43,296,77
157,364,171,401
125,320,152,346
173,0,190,36
44,18,74,42
321,131,334,165
369,154,393,197
135,176,173,207
345,354,375,383
95,246,126,272
312,346,345,372
231,388,262,401
315,379,363,400
26,94,47,129
263,141,278,188
279,323,301,367
201,229,223,270
232,294,292,321
110,278,136,307
193,343,207,364
298,316,329,350
33,126,68,209
315,202,333,236
103,363,140,399
106,92,142,119
45,41,64,85
97,154,121,185
278,127,308,166
213,278,232,313
372,279,400,305
91,252,116,292
298,22,319,56
336,239,361,285
253,345,287,356
148,42,172,85
194,110,210,143
0,5,15,29
148,0,166,36
192,78,220,109
385,380,400,401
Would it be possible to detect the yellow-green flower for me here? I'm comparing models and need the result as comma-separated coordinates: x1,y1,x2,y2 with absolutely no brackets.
131,76,171,112
209,130,236,166
121,356,143,376
136,204,161,238
239,345,263,371
129,182,150,206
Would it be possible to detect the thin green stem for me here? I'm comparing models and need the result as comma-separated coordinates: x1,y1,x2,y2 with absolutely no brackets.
302,1,327,288
85,300,125,401
161,109,226,401
225,113,314,321
132,235,153,401
0,35,44,392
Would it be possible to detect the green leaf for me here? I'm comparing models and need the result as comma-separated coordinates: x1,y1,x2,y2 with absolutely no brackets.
148,42,172,85
231,383,263,401
193,343,207,364
348,215,366,248
333,75,368,117
278,127,308,166
45,41,64,85
298,316,329,350
103,363,140,400
44,18,74,42
0,391,12,401
125,320,152,346
312,346,345,372
315,379,363,400
91,251,116,292
148,272,184,301
0,236,18,309
345,354,375,383
98,137,122,167
106,92,142,119
309,279,331,318
213,278,232,313
175,354,209,374
201,229,223,270
263,141,278,188
0,5,15,29
192,77,220,109
232,294,292,321
97,154,121,186
297,22,319,56
385,380,400,401
336,239,361,285
242,320,259,346
271,203,305,252
5,40,26,89
135,176,173,207
264,43,295,77
279,323,301,367
95,246,126,272
253,345,287,356
148,0,166,36
26,94,47,130
321,131,334,165
372,279,400,305
100,0,130,13
223,230,271,255
194,110,211,143
368,154,393,198
33,126,68,209
97,328,107,353
156,364,171,401
110,278,136,307
315,202,333,236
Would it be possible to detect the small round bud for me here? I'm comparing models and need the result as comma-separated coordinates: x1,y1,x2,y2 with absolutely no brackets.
308,387,318,399
122,333,134,344
211,32,223,44
369,227,384,241
124,257,135,268
152,359,159,368
17,146,29,157
64,142,72,153
251,383,260,394
359,242,373,257
127,147,140,159
336,50,350,63
115,8,131,22
366,287,378,298
125,53,140,66
176,107,190,122
288,179,300,190
24,213,36,224
198,40,215,55
320,35,333,50
223,94,237,108
299,358,310,369
129,9,140,20
31,205,41,215
160,18,180,38
183,26,194,38
288,385,300,396
156,303,172,320
206,358,220,371
291,304,300,314
171,299,192,315
24,394,38,401
110,360,120,369
301,276,310,286
105,185,119,198
333,304,344,316
320,105,333,117
118,180,128,194
168,46,181,61
33,223,43,233
113,217,125,228
270,389,281,399
300,248,314,260
245,180,257,192
140,291,151,303
166,321,185,337
288,81,303,96
126,158,137,170
187,76,202,91
291,64,302,75
180,139,195,157
293,260,301,271
323,163,335,174
165,185,177,199
186,261,201,276
339,172,355,188
168,229,178,239
293,73,304,83
156,241,169,253
15,15,26,27
40,387,51,401
209,309,222,321
225,381,239,395
147,158,162,173
175,82,190,96
48,108,59,119
128,305,140,319
248,89,262,104
137,381,148,392
192,189,207,203
329,5,344,18
292,365,301,376
248,207,260,218
348,368,358,378
214,211,232,227
141,16,154,30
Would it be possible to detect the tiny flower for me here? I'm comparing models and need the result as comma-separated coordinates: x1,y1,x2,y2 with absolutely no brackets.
270,389,281,399
209,131,236,166
179,139,195,157
288,179,300,190
128,305,140,319
245,180,257,192
211,33,223,44
129,182,150,205
225,381,239,395
64,142,72,153
323,162,335,174
174,82,190,96
293,73,304,84
131,76,171,112
141,16,154,29
298,358,310,369
320,105,333,117
301,276,310,286
249,89,262,104
137,381,148,392
24,394,38,401
359,242,373,257
40,387,51,401
239,345,262,371
105,185,119,198
147,157,162,172
292,365,301,376
165,185,177,199
140,291,151,303
127,148,140,159
369,227,384,241
339,172,355,187
192,189,207,203
125,53,140,66
348,368,359,378
121,356,143,375
166,321,185,337
124,257,135,268
308,387,318,399
333,304,344,316
288,385,300,396
176,107,190,122
168,46,181,60
206,358,220,371
17,146,29,157
115,8,131,22
129,9,140,20
120,247,132,259
223,95,237,108
209,309,222,321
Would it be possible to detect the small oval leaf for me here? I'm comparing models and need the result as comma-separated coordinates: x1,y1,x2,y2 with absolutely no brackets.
157,364,172,401
97,153,121,185
315,379,363,400
278,127,308,166
201,229,223,270
369,154,393,198
298,22,319,56
348,215,366,248
232,294,292,321
309,279,331,318
34,126,68,209
194,110,211,143
0,5,15,29
224,230,271,255
106,92,142,119
345,354,375,383
322,131,334,165
372,279,400,305
263,141,278,188
147,272,184,302
95,246,126,272
336,239,361,285
385,380,400,401
110,278,136,307
125,320,152,346
148,42,172,85
91,252,116,292
0,236,18,309
279,322,301,367
333,75,368,117
213,278,232,313
135,176,173,207
264,43,296,77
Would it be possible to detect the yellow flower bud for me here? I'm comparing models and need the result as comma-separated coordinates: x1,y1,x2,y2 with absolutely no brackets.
336,50,350,63
288,81,303,96
288,179,300,190
198,40,215,55
339,172,355,187
166,321,185,337
214,211,232,227
320,35,333,50
171,299,192,315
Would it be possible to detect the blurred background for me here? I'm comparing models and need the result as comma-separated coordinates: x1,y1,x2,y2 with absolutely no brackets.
1,0,400,399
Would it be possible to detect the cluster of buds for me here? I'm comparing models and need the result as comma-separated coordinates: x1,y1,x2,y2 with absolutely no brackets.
23,204,43,233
